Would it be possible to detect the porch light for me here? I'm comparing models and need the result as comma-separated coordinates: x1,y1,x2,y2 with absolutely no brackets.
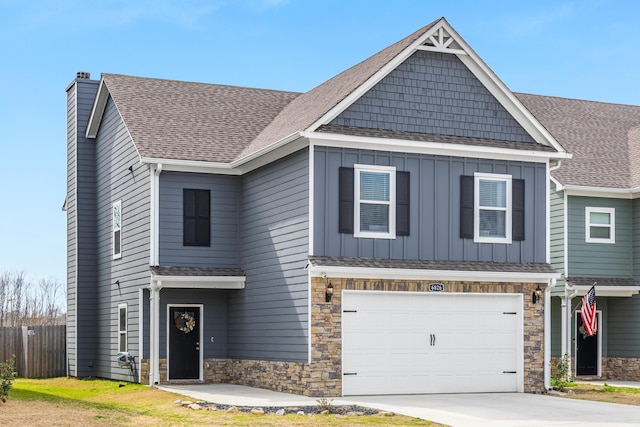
326,282,334,303
532,285,542,304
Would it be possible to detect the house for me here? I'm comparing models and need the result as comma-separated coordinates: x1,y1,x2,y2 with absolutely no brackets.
516,94,640,380
65,17,569,397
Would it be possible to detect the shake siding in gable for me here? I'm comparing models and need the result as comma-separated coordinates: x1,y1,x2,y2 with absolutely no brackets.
159,172,240,267
331,50,535,144
229,149,309,362
314,146,547,263
567,196,632,278
67,79,100,377
93,96,150,381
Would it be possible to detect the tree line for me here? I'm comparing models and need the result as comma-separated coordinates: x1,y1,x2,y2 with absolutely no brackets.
0,271,65,326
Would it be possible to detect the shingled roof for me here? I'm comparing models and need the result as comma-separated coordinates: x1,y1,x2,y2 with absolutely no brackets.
517,93,640,189
101,73,300,163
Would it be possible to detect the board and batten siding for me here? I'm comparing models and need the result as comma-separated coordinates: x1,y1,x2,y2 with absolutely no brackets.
331,50,534,144
314,146,547,264
92,96,150,381
159,172,240,267
566,196,632,278
229,149,309,362
66,78,99,377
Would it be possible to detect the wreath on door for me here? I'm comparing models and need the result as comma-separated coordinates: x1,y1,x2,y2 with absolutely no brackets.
175,312,196,334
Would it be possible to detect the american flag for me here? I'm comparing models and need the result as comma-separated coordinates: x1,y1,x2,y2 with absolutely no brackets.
581,286,597,336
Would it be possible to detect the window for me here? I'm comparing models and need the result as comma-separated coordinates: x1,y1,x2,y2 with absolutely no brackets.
112,201,122,259
118,303,127,352
585,207,615,243
183,189,210,246
460,173,524,243
475,173,512,243
339,166,409,238
354,165,396,238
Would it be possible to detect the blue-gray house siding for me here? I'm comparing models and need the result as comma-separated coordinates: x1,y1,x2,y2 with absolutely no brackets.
92,95,150,381
229,149,310,362
313,146,548,263
66,78,99,378
159,172,240,268
331,50,535,144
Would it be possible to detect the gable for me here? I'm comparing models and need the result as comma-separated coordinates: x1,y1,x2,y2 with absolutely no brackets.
330,49,535,144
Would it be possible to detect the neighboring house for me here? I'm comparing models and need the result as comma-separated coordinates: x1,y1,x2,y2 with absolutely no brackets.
517,94,640,380
65,17,569,397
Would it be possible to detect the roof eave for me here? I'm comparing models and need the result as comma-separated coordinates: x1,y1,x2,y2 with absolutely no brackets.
86,78,109,139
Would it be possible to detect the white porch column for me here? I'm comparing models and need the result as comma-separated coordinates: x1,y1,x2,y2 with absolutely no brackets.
148,280,162,385
544,278,557,390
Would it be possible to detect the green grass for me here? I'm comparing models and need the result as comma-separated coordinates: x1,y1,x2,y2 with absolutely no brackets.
5,378,440,426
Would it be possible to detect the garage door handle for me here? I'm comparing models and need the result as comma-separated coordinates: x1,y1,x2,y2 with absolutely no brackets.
343,372,358,376
503,371,517,374
429,334,436,346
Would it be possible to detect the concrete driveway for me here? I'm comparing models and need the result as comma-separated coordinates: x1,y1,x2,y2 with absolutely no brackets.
161,384,640,427
336,393,640,427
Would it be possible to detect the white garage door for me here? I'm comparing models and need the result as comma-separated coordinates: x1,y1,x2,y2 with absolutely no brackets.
342,291,523,395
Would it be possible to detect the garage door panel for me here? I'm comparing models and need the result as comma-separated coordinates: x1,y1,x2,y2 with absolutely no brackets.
342,291,522,395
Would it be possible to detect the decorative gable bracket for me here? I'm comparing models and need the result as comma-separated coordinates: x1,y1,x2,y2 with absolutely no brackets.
416,26,467,55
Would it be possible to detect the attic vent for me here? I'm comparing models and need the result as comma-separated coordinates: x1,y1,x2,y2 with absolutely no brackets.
77,71,91,79
417,27,465,55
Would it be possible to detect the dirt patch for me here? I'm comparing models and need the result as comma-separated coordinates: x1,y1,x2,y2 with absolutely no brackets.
0,399,116,426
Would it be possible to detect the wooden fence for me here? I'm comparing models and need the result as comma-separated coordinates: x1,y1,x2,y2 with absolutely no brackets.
0,325,66,378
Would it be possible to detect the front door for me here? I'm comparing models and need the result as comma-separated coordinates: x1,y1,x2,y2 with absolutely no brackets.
168,306,201,380
576,312,598,376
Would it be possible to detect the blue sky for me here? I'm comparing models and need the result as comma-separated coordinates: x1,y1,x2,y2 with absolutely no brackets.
1,0,639,285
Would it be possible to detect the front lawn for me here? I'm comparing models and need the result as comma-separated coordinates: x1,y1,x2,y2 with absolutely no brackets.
1,377,441,426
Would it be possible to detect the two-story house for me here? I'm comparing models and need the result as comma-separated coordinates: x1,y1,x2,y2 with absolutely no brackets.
516,94,640,381
65,17,569,397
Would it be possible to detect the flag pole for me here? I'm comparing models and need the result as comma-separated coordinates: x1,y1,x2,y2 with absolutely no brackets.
571,282,597,316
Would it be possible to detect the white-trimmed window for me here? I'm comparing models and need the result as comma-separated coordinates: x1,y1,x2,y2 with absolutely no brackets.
118,303,127,352
474,173,512,243
112,200,122,259
585,207,615,243
354,164,396,239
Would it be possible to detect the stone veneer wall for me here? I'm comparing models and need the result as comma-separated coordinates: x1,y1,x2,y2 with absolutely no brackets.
549,357,640,382
140,277,546,396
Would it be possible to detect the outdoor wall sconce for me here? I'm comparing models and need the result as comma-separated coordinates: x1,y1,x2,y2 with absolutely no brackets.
326,282,334,303
532,285,542,304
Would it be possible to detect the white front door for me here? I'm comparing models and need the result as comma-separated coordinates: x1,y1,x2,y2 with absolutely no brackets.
342,291,523,395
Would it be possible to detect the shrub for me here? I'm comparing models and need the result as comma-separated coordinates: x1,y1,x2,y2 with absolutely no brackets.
0,356,16,403
553,353,571,392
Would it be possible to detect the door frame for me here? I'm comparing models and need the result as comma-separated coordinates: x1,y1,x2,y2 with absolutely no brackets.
574,310,602,377
166,303,204,381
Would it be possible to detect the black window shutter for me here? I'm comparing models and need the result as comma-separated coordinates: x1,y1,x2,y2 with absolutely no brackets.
512,178,525,241
460,175,474,239
396,171,410,236
338,167,354,234
184,189,211,246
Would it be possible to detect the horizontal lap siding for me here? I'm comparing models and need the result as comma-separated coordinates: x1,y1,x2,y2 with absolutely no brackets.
314,146,547,263
230,149,309,362
634,199,640,282
67,79,100,377
159,172,239,267
93,97,150,381
567,196,632,278
607,294,640,357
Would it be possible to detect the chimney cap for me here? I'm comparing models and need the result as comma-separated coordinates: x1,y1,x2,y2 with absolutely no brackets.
76,71,91,79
